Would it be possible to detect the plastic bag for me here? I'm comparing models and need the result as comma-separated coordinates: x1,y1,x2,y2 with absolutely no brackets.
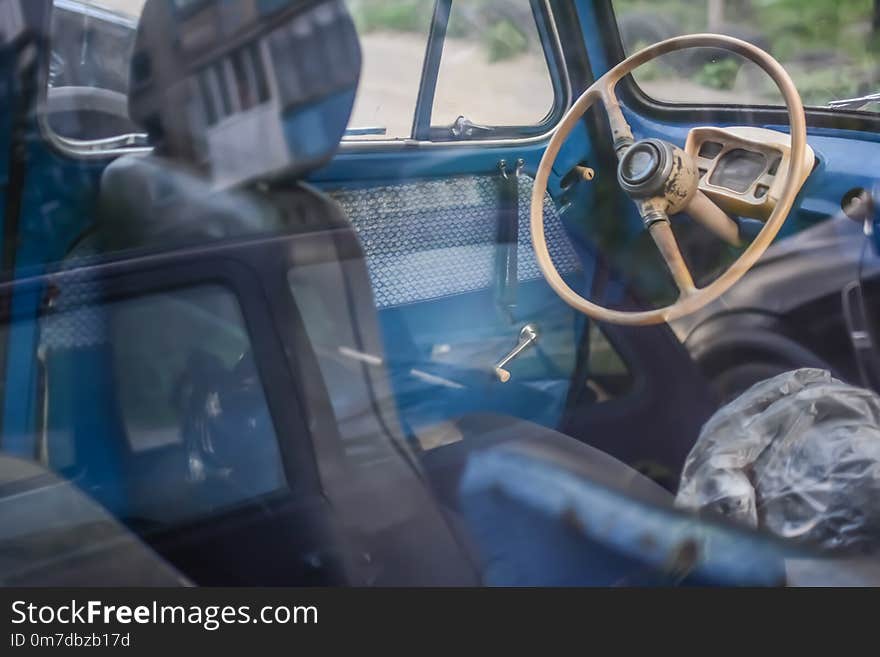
676,368,880,554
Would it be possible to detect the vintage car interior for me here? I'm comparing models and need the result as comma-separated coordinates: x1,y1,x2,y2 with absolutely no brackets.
2,0,880,586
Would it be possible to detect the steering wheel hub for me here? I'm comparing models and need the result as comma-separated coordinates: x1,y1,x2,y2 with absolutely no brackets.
619,139,665,191
618,138,700,216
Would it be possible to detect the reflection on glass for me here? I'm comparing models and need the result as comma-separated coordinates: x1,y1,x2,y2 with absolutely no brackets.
345,0,434,139
432,0,554,127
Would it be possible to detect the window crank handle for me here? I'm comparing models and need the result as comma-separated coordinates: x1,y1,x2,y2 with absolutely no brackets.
495,324,538,383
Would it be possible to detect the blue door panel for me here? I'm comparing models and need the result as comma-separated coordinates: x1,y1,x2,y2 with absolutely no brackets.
315,161,597,433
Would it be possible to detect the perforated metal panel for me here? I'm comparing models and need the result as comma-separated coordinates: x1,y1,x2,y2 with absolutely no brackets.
40,250,110,351
329,175,581,309
41,174,581,347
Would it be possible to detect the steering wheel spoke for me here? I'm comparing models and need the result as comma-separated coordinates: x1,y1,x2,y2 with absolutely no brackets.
642,206,697,297
600,86,636,156
685,191,742,246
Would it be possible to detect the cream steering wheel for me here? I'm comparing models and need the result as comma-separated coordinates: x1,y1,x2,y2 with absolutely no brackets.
531,34,808,326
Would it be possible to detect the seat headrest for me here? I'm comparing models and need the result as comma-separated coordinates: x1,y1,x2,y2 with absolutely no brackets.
129,0,361,187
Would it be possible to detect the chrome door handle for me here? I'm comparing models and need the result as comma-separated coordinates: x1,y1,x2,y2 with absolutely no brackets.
494,324,538,383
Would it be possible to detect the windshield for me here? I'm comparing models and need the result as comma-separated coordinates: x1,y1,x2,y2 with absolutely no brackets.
613,0,880,112
3,0,880,588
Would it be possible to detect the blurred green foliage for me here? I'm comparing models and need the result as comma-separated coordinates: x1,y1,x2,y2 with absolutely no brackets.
347,0,533,62
615,0,880,105
348,0,433,33
485,20,529,62
695,58,741,89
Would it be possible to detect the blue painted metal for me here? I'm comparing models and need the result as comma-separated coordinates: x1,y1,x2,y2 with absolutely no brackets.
574,0,613,82
309,125,596,433
319,168,593,432
283,89,360,161
460,442,795,586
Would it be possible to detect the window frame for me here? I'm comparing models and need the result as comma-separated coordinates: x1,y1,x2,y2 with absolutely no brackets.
39,0,152,160
404,0,569,143
598,0,880,134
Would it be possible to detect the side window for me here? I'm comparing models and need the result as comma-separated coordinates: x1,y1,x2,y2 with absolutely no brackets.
40,283,286,528
612,0,880,113
431,0,556,131
346,0,434,139
45,0,565,148
347,0,562,141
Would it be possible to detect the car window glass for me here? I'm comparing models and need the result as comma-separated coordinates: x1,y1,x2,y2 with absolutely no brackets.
345,0,434,140
432,0,556,129
47,0,562,145
613,0,880,112
46,0,435,143
47,0,145,141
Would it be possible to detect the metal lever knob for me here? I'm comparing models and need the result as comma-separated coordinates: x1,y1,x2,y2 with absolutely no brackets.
494,324,538,383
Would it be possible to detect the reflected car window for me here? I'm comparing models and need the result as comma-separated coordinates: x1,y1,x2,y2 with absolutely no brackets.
41,283,286,527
